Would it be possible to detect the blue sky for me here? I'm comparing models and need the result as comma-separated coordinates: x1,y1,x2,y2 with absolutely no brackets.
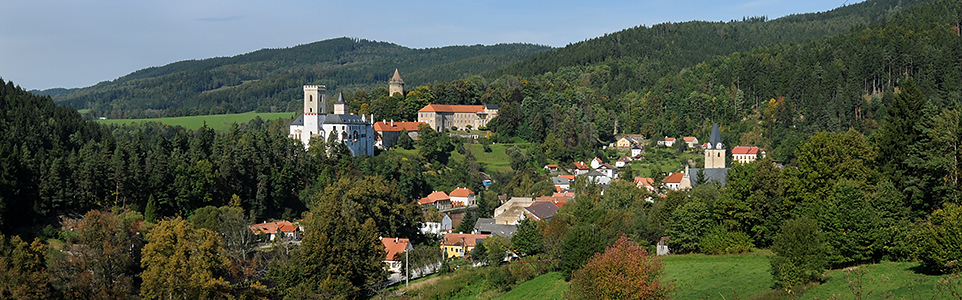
1,0,856,90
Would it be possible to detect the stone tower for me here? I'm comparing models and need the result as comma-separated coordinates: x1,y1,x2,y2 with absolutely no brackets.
333,92,349,115
303,85,326,115
389,69,405,96
704,123,726,169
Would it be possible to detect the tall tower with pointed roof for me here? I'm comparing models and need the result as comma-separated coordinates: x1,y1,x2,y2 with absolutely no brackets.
333,92,349,115
389,69,405,96
704,123,726,169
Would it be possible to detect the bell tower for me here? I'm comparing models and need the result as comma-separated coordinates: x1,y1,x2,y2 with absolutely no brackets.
704,123,726,169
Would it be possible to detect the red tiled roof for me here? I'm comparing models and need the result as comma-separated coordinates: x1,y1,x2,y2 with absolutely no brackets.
634,177,654,187
732,146,762,155
381,237,410,261
683,136,697,142
449,187,474,197
559,175,575,180
442,233,490,247
250,221,297,235
374,121,425,132
545,164,558,168
418,191,451,205
663,172,685,184
664,137,676,141
418,104,486,113
573,162,589,170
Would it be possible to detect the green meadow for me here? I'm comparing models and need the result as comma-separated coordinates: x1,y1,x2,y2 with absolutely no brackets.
95,112,297,131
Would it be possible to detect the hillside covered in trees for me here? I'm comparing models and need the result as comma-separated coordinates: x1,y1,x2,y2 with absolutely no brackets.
43,39,550,119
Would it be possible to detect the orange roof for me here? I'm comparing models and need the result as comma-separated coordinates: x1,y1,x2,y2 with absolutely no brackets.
449,187,474,197
391,69,403,82
418,104,486,113
732,146,762,155
634,177,654,187
683,136,697,142
573,162,589,170
418,191,450,205
663,172,685,184
381,237,410,261
442,233,490,247
374,121,425,132
249,221,297,235
664,137,676,141
559,175,575,180
545,164,558,168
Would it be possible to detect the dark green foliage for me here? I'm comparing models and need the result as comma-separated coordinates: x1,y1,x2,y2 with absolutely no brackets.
512,219,543,256
558,224,611,279
770,217,828,289
396,129,414,150
917,204,962,273
699,226,754,255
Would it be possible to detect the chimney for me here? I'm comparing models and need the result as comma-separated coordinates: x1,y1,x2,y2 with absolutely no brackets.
391,119,394,126
395,237,399,243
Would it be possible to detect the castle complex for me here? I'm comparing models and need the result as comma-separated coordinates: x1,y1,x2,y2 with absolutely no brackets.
289,85,375,156
417,104,498,131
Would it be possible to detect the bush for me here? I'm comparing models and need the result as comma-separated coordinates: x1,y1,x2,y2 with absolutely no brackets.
770,217,828,289
918,204,962,273
699,226,754,255
568,235,671,300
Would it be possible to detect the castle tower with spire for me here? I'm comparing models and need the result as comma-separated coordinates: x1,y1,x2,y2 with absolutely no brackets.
389,69,405,96
333,92,349,115
704,123,726,169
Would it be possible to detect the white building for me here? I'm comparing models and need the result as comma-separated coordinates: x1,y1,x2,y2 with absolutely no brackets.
289,85,375,156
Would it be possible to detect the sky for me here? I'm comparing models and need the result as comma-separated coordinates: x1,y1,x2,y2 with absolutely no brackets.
1,0,857,91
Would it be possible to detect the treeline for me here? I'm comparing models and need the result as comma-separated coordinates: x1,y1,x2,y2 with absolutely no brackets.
488,0,931,98
48,38,549,119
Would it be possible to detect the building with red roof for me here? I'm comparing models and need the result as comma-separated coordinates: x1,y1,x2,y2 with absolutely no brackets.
418,191,452,210
442,233,490,258
417,104,498,131
381,237,412,273
250,220,300,241
731,146,765,164
373,120,426,149
449,187,476,207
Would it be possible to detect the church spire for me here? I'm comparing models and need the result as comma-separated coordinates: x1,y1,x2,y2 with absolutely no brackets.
709,123,723,149
389,69,405,96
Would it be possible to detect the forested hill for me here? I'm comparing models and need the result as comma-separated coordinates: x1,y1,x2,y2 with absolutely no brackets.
46,38,550,119
488,0,932,97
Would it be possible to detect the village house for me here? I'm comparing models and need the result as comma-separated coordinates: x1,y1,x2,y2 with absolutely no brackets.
634,177,656,192
373,120,425,149
249,221,300,241
616,136,637,148
543,164,559,172
632,145,644,157
596,163,618,178
732,146,765,164
418,191,452,210
441,233,490,258
551,175,572,191
473,218,517,237
590,157,604,169
573,161,591,175
381,237,413,273
493,197,534,225
616,157,630,168
535,191,574,207
682,136,700,149
657,137,676,147
662,172,689,191
449,187,476,207
524,201,559,221
421,214,453,237
579,169,612,187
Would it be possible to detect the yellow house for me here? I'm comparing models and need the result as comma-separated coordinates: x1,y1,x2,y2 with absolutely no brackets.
441,233,490,258
616,136,636,148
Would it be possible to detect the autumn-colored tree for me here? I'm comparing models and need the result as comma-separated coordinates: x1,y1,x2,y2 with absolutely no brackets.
0,234,49,299
140,217,230,299
49,209,144,300
568,235,671,300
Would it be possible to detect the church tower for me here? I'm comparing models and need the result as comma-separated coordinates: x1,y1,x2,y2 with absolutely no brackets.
389,69,405,96
333,92,349,115
704,123,726,169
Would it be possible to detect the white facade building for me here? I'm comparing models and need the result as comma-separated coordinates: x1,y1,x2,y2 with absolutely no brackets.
289,85,375,156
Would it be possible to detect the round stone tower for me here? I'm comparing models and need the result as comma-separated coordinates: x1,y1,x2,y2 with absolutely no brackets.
389,69,405,96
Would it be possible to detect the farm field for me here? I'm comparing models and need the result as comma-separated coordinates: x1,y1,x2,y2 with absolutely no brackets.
95,111,297,130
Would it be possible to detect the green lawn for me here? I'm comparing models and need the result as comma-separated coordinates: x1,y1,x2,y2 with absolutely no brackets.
496,272,567,300
95,111,297,130
465,143,516,173
800,261,951,300
663,250,775,300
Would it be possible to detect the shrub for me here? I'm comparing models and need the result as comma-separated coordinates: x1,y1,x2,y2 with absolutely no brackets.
918,204,962,273
770,217,828,289
568,235,671,300
699,226,754,255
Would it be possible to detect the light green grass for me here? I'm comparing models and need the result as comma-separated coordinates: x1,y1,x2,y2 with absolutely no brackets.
76,109,90,115
496,272,567,300
663,250,775,300
799,261,950,300
465,143,516,173
95,112,297,130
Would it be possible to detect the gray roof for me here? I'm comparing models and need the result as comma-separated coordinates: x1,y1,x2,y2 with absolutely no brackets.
551,177,570,186
688,167,729,187
525,202,559,221
335,92,346,104
584,170,606,177
474,218,517,237
291,113,368,126
709,123,723,148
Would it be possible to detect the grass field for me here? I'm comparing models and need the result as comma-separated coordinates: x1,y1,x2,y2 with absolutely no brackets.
799,261,952,300
95,111,297,130
663,250,775,299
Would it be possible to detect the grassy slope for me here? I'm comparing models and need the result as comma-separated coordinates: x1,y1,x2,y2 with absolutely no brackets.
95,111,296,130
663,250,774,299
496,272,567,300
800,262,949,300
